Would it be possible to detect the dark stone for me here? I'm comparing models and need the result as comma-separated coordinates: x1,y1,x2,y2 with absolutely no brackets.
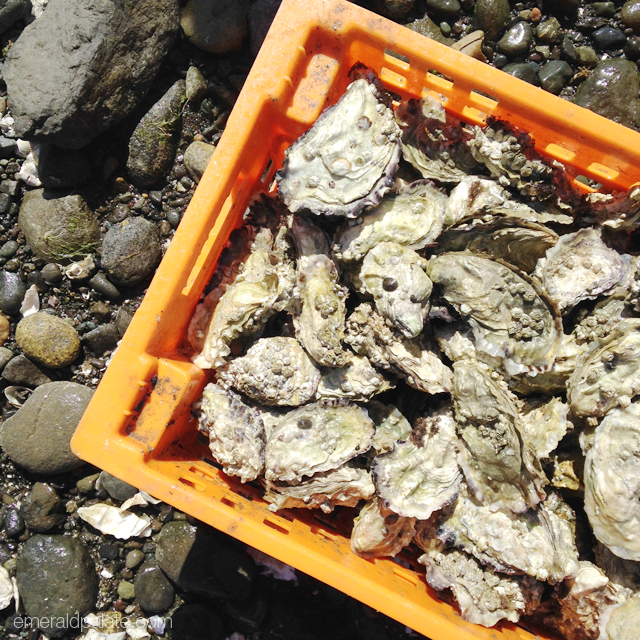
561,36,577,62
551,0,580,15
20,483,65,532
4,0,180,149
0,137,15,159
127,80,186,188
0,270,26,315
2,354,51,387
0,347,12,371
0,240,18,258
88,271,122,301
248,0,281,57
134,562,175,614
426,0,460,15
181,0,248,53
42,263,63,285
626,36,640,60
538,60,573,95
622,0,640,30
0,0,30,33
0,192,11,213
16,535,98,637
536,18,562,44
592,26,627,49
592,2,615,17
3,507,24,538
99,543,119,560
83,324,119,356
501,62,540,85
498,22,534,57
37,145,92,189
114,307,133,337
0,381,93,474
99,472,138,502
155,521,254,600
474,0,510,41
100,217,162,287
225,590,269,633
169,604,223,640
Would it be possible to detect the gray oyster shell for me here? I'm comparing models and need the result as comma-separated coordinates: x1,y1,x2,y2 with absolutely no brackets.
345,302,452,394
218,337,320,406
452,359,546,513
359,242,432,338
573,298,630,346
372,409,462,520
196,383,265,483
520,395,573,461
276,78,401,217
290,214,332,266
265,401,374,482
428,253,562,375
437,490,579,583
332,180,447,263
568,318,640,419
316,355,393,402
367,401,412,455
264,466,375,514
584,403,640,561
536,228,631,313
350,498,416,559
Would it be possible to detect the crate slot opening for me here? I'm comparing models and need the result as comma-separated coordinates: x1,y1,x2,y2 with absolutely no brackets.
384,48,410,69
261,158,274,183
311,526,337,541
179,476,206,491
469,90,498,112
426,70,454,92
220,497,236,508
392,567,420,587
202,456,223,470
263,518,290,535
574,174,602,192
313,514,338,530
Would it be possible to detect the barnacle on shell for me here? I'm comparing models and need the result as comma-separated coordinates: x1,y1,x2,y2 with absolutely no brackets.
367,400,412,455
316,355,393,401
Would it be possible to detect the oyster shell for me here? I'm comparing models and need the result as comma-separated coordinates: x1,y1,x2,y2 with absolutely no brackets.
264,465,375,514
290,214,332,267
372,409,462,520
452,359,546,513
350,498,416,558
595,543,640,591
437,489,579,583
418,546,544,627
584,403,640,561
332,180,447,263
218,336,320,406
568,318,640,419
573,298,630,347
367,401,412,455
520,396,573,461
265,401,374,482
345,302,453,394
192,225,296,369
536,228,631,313
359,242,432,338
316,355,393,401
603,593,640,640
195,383,265,483
276,78,401,217
427,253,562,375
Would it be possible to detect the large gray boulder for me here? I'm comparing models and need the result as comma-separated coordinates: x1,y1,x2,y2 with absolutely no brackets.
4,0,180,149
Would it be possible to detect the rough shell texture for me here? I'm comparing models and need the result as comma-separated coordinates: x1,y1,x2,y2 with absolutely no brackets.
520,396,573,461
428,253,561,375
332,180,447,263
276,78,401,217
372,409,462,520
584,403,640,561
537,228,631,313
196,383,265,483
316,355,393,401
604,593,640,640
595,543,640,592
218,337,320,406
265,401,374,482
367,401,412,455
263,466,375,514
359,242,432,338
350,498,416,559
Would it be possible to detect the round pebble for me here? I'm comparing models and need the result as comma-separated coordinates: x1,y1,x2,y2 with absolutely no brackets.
3,507,25,538
0,313,9,346
41,263,63,284
0,271,26,315
181,0,247,53
99,472,138,502
183,141,216,182
501,62,540,85
536,18,562,44
474,0,510,41
19,483,64,532
125,549,145,569
498,22,534,57
426,0,460,15
538,60,573,95
186,66,208,102
88,271,122,301
134,562,175,613
592,26,627,50
16,312,81,369
622,0,640,30
117,580,135,601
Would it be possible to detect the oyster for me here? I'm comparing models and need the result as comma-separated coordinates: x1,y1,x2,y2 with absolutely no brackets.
350,498,416,558
603,593,640,640
345,303,453,394
427,252,562,374
195,383,265,483
290,214,332,266
332,180,447,263
192,225,295,369
316,355,393,401
568,318,640,419
359,242,432,338
265,401,374,482
418,547,544,627
573,298,629,346
520,396,573,461
276,78,401,217
536,228,631,313
218,336,320,406
372,409,462,520
264,465,375,514
584,403,640,561
367,401,412,455
437,490,579,583
452,359,546,513
595,543,640,591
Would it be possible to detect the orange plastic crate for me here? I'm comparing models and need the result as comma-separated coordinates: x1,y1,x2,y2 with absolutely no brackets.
71,1,640,638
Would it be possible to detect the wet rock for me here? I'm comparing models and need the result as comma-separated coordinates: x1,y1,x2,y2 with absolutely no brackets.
248,0,281,57
37,145,91,189
451,30,486,60
101,217,162,287
0,271,26,315
474,0,510,41
181,0,247,53
135,562,175,614
83,323,119,355
186,66,208,102
622,0,640,30
0,193,11,214
127,80,186,188
626,35,640,60
592,2,615,17
574,59,640,130
4,0,180,149
16,312,81,369
3,507,24,538
117,580,135,600
20,483,65,532
498,22,533,57
0,240,18,259
1,354,51,387
592,26,626,49
539,60,573,94
99,472,138,502
0,347,12,371
18,189,100,264
502,62,540,85
371,0,414,19
426,0,459,16
575,45,598,66
183,141,215,182
169,604,223,640
114,307,133,336
561,36,577,62
0,313,8,345
0,0,30,34
1,381,93,474
41,263,63,285
126,549,145,569
17,535,98,637
88,271,122,301
156,521,254,600
536,17,562,44
225,590,269,633
76,473,100,494
99,543,119,560
406,14,454,44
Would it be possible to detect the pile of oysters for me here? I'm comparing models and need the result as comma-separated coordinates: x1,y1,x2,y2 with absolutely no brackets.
189,66,640,639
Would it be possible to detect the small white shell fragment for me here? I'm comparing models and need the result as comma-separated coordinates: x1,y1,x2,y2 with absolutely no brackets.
63,255,95,280
247,547,297,582
20,284,40,317
0,565,13,610
76,504,152,539
124,617,151,639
